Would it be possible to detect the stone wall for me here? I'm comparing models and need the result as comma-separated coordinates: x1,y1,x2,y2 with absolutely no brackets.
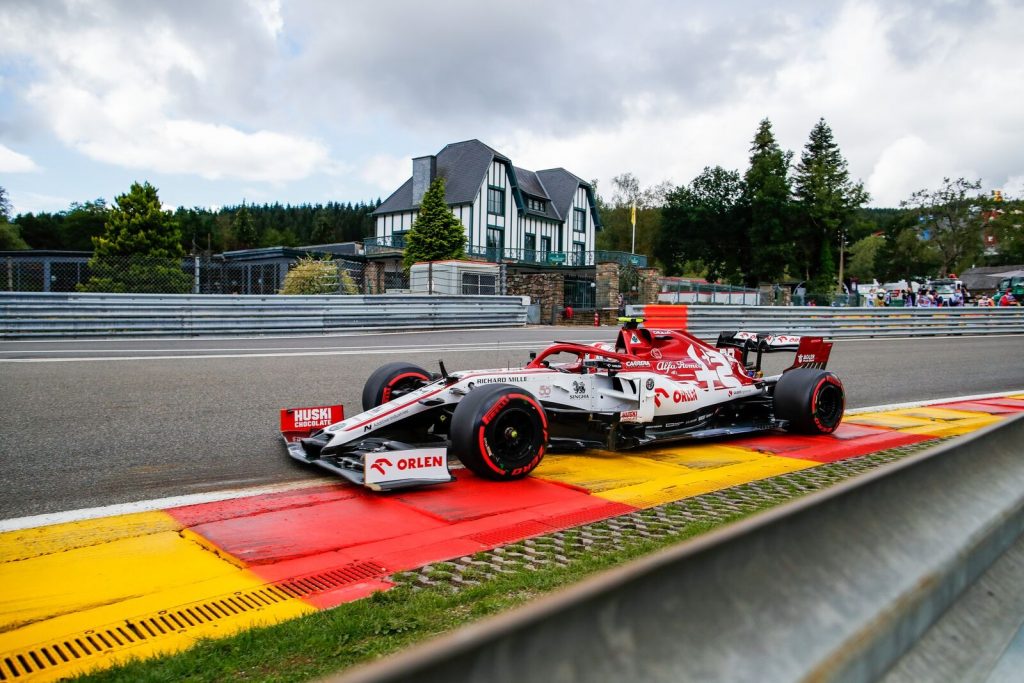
506,271,566,323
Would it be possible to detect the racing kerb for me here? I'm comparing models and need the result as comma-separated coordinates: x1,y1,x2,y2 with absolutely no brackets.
335,413,1024,683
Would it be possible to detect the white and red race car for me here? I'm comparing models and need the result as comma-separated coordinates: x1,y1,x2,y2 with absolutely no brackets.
280,319,844,491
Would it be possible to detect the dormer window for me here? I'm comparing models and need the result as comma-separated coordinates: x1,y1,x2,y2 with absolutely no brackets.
527,197,545,212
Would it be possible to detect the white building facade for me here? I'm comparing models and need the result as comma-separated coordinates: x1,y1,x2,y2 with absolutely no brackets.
371,140,601,266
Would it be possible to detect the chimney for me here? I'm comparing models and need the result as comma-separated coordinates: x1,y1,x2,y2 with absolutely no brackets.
412,155,436,206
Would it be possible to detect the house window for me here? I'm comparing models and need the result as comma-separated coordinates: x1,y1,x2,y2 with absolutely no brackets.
487,186,505,215
573,208,586,233
392,231,408,249
486,227,504,262
572,241,586,266
540,236,551,262
527,197,545,212
524,233,536,262
462,272,497,295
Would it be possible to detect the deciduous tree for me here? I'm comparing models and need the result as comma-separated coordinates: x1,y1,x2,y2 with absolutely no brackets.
900,177,985,277
659,166,745,282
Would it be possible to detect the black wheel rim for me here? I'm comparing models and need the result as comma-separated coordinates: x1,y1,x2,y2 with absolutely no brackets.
485,405,538,469
815,383,844,427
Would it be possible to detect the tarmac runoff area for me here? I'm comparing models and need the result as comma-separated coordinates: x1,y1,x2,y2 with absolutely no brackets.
1,393,1023,681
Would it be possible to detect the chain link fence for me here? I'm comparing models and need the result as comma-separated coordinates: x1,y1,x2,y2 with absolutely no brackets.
1,254,389,295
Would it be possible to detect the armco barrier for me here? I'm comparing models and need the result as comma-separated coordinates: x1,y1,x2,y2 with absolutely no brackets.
0,292,529,338
336,414,1024,683
629,304,1024,338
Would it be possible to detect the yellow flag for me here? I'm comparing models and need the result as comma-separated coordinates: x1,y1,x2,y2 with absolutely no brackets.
631,203,636,227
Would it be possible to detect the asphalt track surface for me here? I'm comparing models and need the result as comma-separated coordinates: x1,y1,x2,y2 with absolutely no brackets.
1,327,1022,520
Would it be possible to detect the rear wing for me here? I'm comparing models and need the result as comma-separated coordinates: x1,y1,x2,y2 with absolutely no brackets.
716,331,832,373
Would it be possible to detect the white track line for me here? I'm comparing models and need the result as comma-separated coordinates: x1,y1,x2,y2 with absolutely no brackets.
0,479,335,533
1,389,1021,533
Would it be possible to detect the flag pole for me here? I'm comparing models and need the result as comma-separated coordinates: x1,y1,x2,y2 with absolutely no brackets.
630,202,636,254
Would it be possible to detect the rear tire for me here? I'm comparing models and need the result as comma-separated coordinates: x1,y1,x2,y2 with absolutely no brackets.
450,384,548,480
361,362,431,411
774,368,845,434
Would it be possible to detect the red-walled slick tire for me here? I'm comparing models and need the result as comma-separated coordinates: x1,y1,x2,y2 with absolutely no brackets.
361,362,432,411
773,368,845,434
450,384,548,480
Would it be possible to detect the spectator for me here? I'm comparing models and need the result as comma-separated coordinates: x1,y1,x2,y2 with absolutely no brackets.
977,295,994,307
999,291,1018,306
917,291,933,307
951,285,964,307
906,288,916,307
931,289,942,307
875,290,887,307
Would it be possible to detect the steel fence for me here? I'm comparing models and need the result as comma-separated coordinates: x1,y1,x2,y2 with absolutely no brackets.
0,292,529,338
627,303,1024,338
1,254,378,295
657,278,761,306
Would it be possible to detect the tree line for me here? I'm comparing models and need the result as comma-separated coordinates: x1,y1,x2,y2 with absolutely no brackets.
595,118,1022,294
0,192,380,253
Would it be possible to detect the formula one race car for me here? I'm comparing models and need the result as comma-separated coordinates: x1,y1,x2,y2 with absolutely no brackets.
280,319,844,491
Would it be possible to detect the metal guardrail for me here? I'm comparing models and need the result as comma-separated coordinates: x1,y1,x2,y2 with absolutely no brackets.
336,414,1024,683
0,292,529,338
628,304,1024,338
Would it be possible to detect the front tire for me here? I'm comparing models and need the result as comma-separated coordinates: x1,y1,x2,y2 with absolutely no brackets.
361,362,432,411
450,384,548,480
774,368,845,434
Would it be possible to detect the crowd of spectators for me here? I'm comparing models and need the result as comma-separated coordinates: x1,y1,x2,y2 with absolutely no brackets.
868,281,1018,307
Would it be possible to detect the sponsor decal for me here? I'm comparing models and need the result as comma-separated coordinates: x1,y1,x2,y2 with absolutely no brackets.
735,331,758,341
620,410,641,423
572,381,586,394
630,334,641,344
646,378,656,390
656,360,701,372
364,448,449,485
280,405,343,434
766,335,801,346
650,348,663,359
476,376,530,385
538,385,552,397
797,353,818,364
653,385,698,407
625,360,651,367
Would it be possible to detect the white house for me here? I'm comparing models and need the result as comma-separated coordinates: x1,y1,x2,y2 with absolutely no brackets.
370,139,602,266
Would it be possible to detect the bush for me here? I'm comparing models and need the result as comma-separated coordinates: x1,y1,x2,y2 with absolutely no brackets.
280,257,358,295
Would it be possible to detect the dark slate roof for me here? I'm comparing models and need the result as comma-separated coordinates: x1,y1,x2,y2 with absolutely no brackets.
374,140,505,215
371,140,596,227
514,166,561,221
536,168,601,228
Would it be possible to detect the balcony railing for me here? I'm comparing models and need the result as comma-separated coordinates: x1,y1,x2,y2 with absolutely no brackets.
363,236,647,268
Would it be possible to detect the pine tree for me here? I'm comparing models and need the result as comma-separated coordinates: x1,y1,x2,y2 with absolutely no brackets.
233,203,258,248
80,181,191,293
403,177,466,269
742,118,792,286
792,118,868,293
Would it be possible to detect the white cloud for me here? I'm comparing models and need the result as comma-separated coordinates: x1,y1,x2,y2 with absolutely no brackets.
361,154,412,193
2,0,331,184
8,190,71,215
0,143,39,172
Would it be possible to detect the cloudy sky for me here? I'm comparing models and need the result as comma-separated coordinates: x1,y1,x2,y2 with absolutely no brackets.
1,0,1020,215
